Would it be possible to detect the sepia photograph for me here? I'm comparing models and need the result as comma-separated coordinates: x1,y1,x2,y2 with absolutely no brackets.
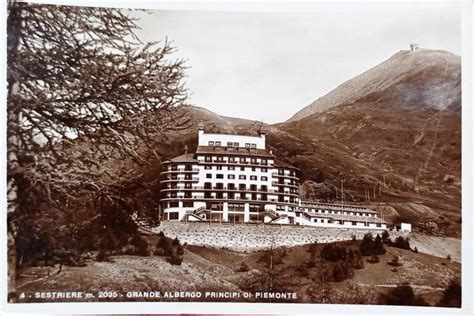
2,0,469,314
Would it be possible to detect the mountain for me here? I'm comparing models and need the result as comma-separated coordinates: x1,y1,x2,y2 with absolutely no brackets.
287,49,461,122
275,49,461,237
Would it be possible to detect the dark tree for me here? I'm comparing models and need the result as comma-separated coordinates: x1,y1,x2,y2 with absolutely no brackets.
374,234,386,255
359,232,375,256
7,2,189,299
394,236,411,250
437,280,461,307
380,284,429,306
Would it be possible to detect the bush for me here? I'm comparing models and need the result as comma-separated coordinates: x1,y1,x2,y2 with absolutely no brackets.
129,235,149,256
447,255,452,261
380,284,429,306
235,261,250,272
168,253,183,265
393,236,411,250
374,234,386,255
321,244,349,262
412,247,418,253
381,230,390,243
95,250,110,262
359,233,386,256
332,261,354,282
359,233,374,256
388,255,402,267
367,255,380,264
437,280,461,307
155,235,172,256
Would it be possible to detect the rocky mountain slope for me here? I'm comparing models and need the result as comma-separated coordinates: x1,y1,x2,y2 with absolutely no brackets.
287,49,461,122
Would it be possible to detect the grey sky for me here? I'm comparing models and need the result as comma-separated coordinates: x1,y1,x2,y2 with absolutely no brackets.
132,2,461,123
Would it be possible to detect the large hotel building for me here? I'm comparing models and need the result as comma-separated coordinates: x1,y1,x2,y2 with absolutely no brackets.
160,128,387,230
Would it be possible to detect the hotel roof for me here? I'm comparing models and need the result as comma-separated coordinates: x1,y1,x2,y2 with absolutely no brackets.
163,153,198,164
303,211,386,224
301,201,379,214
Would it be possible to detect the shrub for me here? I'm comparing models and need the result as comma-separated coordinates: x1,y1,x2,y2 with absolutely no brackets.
332,261,354,282
155,235,172,256
381,230,390,243
388,255,402,267
129,235,149,256
447,255,452,261
235,261,250,272
393,236,411,250
95,250,110,262
321,244,349,262
380,284,429,306
412,247,419,253
437,280,461,307
168,253,183,265
374,234,386,255
367,255,380,264
359,233,374,256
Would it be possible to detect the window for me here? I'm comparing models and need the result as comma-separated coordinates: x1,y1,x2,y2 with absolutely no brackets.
185,183,192,188
217,166,222,170
216,174,224,179
239,175,246,180
241,167,245,171
205,156,211,162
205,165,212,170
169,212,179,220
228,166,235,170
261,176,268,181
251,167,256,171
227,142,233,147
250,175,257,180
215,141,221,146
240,157,247,164
251,144,257,149
251,158,257,164
228,174,235,179
261,159,267,165
206,174,212,179
183,201,193,207
217,156,223,162
208,141,214,146
261,167,267,172
234,142,239,147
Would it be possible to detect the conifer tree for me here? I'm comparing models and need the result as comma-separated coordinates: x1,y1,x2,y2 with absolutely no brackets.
7,2,189,299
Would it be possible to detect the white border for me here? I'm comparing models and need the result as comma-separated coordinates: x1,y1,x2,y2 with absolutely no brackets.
1,0,472,315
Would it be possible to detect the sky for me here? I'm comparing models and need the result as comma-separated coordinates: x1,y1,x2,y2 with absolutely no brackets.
131,2,461,124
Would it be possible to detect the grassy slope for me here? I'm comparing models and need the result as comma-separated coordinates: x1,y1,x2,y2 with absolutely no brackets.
17,238,460,305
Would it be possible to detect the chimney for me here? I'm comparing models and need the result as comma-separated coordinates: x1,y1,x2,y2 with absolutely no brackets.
259,130,266,146
198,124,205,139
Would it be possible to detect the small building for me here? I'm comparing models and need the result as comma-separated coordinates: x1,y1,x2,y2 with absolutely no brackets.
400,222,412,233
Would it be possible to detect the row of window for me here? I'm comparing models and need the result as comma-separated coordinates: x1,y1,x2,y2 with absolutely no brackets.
208,141,257,149
204,165,268,172
206,173,268,181
204,156,267,164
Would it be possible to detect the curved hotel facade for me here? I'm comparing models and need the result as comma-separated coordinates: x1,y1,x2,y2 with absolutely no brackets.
160,128,387,230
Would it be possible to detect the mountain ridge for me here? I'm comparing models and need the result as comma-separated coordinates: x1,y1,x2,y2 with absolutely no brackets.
287,49,461,122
